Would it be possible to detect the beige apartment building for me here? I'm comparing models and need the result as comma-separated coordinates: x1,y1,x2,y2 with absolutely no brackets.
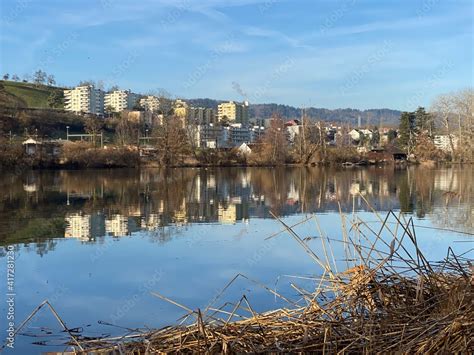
217,101,249,124
104,89,138,113
173,99,189,119
64,85,105,115
140,95,160,112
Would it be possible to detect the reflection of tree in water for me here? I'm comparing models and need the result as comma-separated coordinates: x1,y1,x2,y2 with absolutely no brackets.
427,168,474,233
0,166,472,254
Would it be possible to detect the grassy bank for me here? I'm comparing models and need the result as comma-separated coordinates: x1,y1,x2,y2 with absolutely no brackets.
0,80,64,109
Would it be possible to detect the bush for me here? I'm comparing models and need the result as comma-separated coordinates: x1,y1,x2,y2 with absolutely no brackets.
62,142,139,168
0,139,26,167
325,147,360,164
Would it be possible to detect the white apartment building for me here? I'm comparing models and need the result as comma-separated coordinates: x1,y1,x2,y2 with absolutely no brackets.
64,85,105,115
192,123,264,149
217,101,249,124
104,90,138,113
140,95,160,112
105,214,129,237
65,213,91,240
434,135,459,152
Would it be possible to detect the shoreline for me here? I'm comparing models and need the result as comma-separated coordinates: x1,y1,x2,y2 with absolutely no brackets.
2,160,470,171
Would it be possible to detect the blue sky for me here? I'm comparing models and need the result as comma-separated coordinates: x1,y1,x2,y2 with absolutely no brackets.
0,0,472,110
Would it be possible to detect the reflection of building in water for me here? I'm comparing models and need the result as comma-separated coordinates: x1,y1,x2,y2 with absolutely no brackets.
350,182,361,195
434,170,459,191
207,175,216,189
90,213,106,239
105,214,130,237
65,213,91,240
128,206,142,217
218,204,237,224
141,213,161,231
380,180,390,197
287,182,300,204
241,170,251,188
173,198,187,225
23,183,37,193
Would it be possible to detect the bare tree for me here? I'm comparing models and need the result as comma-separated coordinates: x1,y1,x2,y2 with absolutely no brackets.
84,116,103,146
46,74,56,86
115,111,139,147
153,116,190,166
33,70,47,86
258,115,288,165
431,89,473,161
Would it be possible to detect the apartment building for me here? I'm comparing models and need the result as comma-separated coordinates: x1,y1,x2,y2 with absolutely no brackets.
104,89,138,112
64,85,105,115
217,101,249,124
192,123,264,149
189,107,215,124
434,135,459,152
65,213,91,240
140,95,160,112
173,99,189,120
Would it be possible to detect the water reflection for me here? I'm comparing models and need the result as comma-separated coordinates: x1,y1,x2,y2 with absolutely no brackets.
0,166,472,251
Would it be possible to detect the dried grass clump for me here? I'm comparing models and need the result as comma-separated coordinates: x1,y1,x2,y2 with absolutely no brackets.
7,207,473,354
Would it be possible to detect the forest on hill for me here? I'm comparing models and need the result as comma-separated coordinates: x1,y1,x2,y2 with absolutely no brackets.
187,99,401,126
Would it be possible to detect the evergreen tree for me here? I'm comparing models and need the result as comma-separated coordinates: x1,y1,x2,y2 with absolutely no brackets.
371,127,380,146
398,111,416,153
414,107,434,136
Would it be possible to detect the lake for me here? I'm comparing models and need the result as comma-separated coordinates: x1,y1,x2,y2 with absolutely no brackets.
0,166,473,353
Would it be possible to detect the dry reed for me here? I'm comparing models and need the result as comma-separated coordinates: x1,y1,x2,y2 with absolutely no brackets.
7,207,473,354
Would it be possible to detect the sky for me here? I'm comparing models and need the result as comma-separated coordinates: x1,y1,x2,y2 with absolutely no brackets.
0,0,472,110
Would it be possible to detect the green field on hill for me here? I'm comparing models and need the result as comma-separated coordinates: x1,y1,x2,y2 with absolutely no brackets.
0,80,64,109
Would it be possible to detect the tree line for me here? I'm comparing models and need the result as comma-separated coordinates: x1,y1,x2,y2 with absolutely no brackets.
398,88,473,162
2,70,56,87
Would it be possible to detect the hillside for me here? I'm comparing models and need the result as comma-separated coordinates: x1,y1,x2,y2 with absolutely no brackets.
0,81,83,137
0,80,64,109
188,99,401,126
0,81,401,126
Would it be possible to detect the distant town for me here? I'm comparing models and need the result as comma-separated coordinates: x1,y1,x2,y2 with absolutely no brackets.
0,73,472,168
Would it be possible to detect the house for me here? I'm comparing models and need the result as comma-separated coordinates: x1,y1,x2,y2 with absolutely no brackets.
349,129,361,142
237,142,252,156
23,138,41,155
22,138,64,157
285,120,301,142
366,147,407,163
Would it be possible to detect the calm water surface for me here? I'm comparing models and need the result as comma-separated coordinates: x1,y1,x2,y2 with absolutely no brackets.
0,166,472,353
